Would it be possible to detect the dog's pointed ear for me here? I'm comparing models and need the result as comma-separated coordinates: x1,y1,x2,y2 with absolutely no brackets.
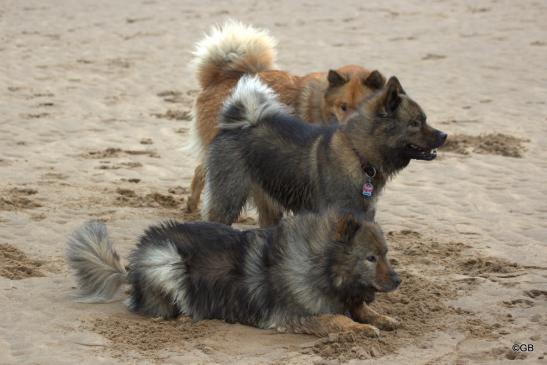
381,76,406,114
328,70,347,88
335,211,361,243
363,70,386,90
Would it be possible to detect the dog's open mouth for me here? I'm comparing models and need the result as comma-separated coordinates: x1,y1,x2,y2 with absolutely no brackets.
404,144,437,160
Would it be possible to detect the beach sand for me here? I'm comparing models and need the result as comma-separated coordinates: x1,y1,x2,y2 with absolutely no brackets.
1,0,546,363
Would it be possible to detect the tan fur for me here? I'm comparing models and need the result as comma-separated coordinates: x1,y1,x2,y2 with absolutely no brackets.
323,65,383,123
252,185,284,228
194,66,379,151
186,22,384,213
282,314,380,337
350,303,399,331
186,164,205,213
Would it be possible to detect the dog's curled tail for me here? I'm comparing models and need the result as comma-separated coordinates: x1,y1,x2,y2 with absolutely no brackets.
219,75,287,129
66,221,127,303
193,20,277,89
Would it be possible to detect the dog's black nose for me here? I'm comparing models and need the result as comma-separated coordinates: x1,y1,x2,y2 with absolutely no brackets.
437,131,448,145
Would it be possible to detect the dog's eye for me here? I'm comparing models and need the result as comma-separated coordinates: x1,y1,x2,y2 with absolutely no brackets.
340,103,348,112
366,255,377,263
410,120,420,128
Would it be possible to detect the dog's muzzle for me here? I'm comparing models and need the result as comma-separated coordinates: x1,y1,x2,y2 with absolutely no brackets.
404,130,448,161
373,271,401,293
384,271,401,292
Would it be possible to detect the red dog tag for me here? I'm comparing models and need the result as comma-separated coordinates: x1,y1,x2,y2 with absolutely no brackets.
362,182,374,198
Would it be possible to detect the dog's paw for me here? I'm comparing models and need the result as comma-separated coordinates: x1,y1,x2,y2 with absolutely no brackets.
352,323,380,338
374,315,400,331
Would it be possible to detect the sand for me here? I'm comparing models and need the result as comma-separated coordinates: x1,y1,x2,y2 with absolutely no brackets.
1,0,546,364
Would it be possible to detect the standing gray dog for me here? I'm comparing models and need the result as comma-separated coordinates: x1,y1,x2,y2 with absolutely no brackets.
203,75,447,226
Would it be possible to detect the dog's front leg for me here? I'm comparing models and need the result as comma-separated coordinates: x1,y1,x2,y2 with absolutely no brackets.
279,314,379,337
350,303,399,330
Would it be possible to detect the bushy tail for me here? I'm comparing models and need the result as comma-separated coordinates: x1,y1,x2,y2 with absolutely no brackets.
219,75,287,129
66,221,127,303
187,21,277,159
192,20,277,89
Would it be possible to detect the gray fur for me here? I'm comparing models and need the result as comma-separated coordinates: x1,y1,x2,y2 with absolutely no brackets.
66,220,127,303
126,240,188,318
202,142,251,223
204,76,447,227
279,216,343,315
67,212,400,335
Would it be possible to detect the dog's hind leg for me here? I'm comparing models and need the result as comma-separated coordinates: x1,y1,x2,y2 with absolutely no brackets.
350,303,399,330
253,187,283,228
281,315,380,338
186,164,205,213
128,285,180,319
202,152,251,225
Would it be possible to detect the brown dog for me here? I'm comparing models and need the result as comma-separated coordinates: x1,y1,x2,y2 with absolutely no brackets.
186,21,385,213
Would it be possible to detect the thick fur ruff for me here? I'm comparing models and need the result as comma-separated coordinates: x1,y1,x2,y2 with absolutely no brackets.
66,221,126,303
66,212,400,336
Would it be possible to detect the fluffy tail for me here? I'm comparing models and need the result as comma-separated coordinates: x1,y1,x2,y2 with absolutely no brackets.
186,21,277,158
192,20,277,89
219,75,287,129
66,221,127,303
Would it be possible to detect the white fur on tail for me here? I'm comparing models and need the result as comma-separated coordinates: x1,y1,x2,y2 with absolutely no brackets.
192,20,277,88
66,221,127,303
219,75,287,129
187,20,278,159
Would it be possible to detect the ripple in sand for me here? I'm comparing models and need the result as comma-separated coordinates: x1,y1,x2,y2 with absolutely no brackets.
0,243,44,280
440,133,528,158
